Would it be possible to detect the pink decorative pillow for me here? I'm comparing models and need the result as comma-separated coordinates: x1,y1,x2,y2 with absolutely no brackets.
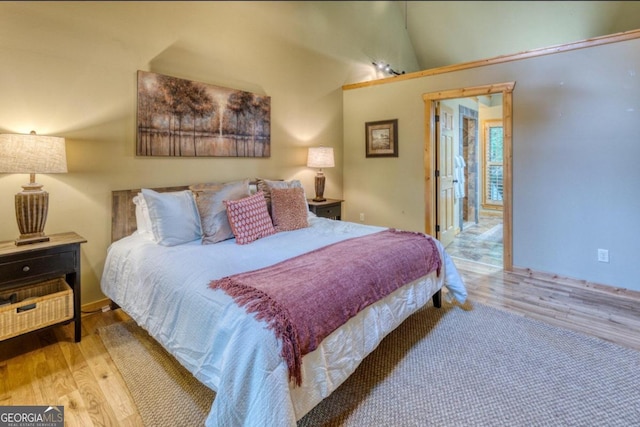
224,192,276,244
270,187,309,232
256,178,306,216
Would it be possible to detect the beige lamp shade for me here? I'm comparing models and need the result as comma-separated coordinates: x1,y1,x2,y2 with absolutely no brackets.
307,146,334,202
306,146,335,169
0,132,67,174
0,131,67,245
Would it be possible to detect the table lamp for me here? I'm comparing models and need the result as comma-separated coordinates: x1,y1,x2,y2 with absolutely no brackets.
0,131,67,245
307,146,334,202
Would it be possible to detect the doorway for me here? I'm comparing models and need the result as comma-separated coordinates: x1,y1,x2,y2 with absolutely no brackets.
423,82,514,271
442,96,504,266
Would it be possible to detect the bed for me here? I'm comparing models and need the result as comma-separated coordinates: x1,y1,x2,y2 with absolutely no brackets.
100,179,467,426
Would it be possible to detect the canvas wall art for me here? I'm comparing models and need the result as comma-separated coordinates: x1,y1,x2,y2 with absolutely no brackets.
136,71,271,157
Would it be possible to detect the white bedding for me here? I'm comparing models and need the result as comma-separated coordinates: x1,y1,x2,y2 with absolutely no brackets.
100,215,467,426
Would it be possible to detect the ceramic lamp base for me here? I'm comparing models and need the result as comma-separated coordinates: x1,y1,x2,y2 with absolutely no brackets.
313,172,326,202
15,184,50,246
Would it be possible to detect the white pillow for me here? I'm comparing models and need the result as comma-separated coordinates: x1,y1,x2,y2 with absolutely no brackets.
140,188,202,246
133,193,154,240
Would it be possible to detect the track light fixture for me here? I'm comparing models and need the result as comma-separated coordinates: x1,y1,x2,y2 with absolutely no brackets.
372,61,405,76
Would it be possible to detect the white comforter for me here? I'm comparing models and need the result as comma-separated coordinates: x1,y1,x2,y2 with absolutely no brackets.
100,216,467,426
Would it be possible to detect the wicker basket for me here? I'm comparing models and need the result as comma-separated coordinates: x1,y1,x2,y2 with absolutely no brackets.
0,277,73,341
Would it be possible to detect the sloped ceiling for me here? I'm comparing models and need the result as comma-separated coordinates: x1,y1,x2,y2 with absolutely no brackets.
400,1,640,70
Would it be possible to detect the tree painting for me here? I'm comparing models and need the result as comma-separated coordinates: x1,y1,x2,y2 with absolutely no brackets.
136,71,271,157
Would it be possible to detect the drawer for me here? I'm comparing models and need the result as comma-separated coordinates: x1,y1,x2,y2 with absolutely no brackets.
0,251,76,285
315,206,340,219
316,205,341,219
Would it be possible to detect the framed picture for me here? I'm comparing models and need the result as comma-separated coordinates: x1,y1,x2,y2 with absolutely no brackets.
365,119,398,157
136,70,271,157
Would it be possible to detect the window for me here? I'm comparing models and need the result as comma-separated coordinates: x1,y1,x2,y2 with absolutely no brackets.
483,120,503,208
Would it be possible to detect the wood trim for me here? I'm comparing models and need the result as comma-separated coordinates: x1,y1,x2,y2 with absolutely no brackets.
81,297,112,316
510,265,640,300
502,91,513,270
423,100,436,238
480,119,504,210
343,29,640,90
422,82,516,101
423,82,515,271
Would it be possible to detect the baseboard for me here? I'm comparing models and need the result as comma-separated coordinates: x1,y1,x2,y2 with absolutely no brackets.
81,297,113,316
511,266,640,299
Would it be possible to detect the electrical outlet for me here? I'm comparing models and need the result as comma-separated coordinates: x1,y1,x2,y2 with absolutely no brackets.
597,249,609,263
359,213,365,222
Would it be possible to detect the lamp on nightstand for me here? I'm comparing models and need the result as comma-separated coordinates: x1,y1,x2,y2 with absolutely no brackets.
0,131,67,245
307,146,334,202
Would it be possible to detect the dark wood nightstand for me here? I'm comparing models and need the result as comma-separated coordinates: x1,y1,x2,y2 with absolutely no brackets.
0,232,86,342
308,199,342,220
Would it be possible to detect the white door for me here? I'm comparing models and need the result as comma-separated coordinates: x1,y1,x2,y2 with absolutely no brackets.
436,103,456,247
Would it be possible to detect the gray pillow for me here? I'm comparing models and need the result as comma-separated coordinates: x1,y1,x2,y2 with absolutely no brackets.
193,179,250,244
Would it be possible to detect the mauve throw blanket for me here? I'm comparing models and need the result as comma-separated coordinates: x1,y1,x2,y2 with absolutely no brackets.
209,229,442,386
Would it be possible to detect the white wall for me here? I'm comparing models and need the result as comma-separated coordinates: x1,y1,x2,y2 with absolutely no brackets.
344,38,640,291
0,2,418,304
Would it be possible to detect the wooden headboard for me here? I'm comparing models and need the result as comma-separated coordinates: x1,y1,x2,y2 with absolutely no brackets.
111,180,262,243
111,186,189,243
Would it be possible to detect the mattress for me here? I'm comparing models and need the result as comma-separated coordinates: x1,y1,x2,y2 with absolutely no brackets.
100,215,467,426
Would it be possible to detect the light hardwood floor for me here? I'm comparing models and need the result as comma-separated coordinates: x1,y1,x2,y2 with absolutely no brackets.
1,262,639,426
453,258,640,351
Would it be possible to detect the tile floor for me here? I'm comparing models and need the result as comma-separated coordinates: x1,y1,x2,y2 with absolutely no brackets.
445,215,503,266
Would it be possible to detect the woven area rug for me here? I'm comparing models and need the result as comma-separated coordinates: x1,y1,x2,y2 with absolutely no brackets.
99,321,215,426
99,302,640,426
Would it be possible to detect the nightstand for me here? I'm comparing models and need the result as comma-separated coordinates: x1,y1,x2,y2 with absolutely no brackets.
0,232,87,342
308,199,342,220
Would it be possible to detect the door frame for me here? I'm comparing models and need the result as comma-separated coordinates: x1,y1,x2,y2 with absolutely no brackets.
423,82,515,270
